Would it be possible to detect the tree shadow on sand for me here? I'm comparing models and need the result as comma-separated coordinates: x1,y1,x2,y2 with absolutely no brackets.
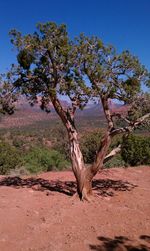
0,176,136,197
89,235,150,251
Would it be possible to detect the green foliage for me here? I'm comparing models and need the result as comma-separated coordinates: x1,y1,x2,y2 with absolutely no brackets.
104,154,126,168
24,147,69,173
127,93,150,124
121,134,150,166
81,130,103,163
10,22,89,111
52,125,70,160
81,130,123,166
76,35,150,103
12,137,24,148
80,129,150,167
17,49,35,70
0,142,22,174
0,80,17,115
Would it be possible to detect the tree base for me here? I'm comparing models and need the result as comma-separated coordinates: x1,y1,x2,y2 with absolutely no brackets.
81,187,93,202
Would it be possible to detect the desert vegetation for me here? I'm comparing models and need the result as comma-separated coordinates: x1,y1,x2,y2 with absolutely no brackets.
0,126,150,176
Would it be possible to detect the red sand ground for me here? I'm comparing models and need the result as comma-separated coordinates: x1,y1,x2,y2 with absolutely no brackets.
0,166,150,251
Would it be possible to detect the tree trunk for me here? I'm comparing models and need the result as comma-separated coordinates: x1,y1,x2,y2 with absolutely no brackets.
91,132,112,175
49,95,90,200
69,130,113,201
69,130,99,200
68,130,86,199
78,167,94,201
73,165,93,201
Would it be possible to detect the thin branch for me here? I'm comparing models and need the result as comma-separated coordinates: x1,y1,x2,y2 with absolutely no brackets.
46,50,58,88
104,144,121,163
134,113,150,126
104,113,150,163
110,113,150,137
111,112,131,124
101,95,114,131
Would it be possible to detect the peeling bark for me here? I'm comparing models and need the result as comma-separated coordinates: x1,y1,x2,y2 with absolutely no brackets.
104,144,121,163
69,131,85,199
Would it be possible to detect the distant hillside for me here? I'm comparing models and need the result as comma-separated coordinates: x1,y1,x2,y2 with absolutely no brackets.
77,100,127,117
0,97,127,129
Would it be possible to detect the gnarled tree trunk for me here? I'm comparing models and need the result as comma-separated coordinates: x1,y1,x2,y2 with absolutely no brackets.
69,130,112,201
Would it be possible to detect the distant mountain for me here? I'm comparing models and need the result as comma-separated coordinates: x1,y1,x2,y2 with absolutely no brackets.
77,100,127,117
0,97,127,129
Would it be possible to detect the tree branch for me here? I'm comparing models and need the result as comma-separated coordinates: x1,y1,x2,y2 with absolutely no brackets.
103,144,121,163
101,96,114,131
110,113,150,137
46,50,58,88
50,94,77,135
111,112,131,124
103,113,150,163
134,113,150,126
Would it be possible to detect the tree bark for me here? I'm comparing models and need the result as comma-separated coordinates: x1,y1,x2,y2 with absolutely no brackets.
49,95,91,200
91,132,112,175
69,130,85,198
68,129,95,201
69,130,113,200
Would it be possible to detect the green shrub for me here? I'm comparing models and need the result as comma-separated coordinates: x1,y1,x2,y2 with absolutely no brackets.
12,138,24,148
52,126,70,160
0,142,22,174
24,147,69,173
104,154,126,168
81,130,122,165
81,130,103,163
121,134,150,166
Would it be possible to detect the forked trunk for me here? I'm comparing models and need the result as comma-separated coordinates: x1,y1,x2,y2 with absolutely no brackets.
50,95,113,201
69,130,93,200
69,131,112,201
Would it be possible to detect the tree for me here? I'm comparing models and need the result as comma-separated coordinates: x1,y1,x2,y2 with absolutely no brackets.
9,22,150,200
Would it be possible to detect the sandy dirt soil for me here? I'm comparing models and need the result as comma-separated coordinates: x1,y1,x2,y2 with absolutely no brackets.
0,166,150,251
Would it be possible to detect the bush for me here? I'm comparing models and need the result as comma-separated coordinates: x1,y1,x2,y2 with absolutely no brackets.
0,142,22,174
81,130,103,163
12,137,24,148
104,154,126,168
81,129,150,167
121,134,150,166
52,126,70,160
24,147,69,173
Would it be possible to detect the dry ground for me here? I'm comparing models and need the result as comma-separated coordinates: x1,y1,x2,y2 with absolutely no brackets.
0,166,150,251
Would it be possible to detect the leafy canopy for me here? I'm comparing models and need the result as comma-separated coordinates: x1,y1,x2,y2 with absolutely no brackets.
76,34,150,100
10,22,89,112
9,22,150,123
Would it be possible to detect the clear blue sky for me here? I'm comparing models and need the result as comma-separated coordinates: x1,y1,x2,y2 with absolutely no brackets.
0,0,150,73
